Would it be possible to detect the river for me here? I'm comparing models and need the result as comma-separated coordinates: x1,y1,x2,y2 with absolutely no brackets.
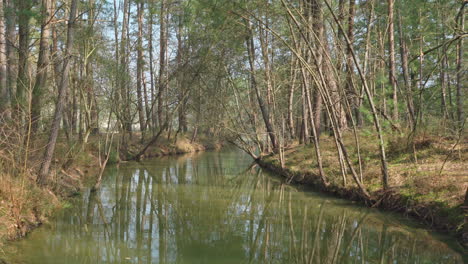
4,149,465,263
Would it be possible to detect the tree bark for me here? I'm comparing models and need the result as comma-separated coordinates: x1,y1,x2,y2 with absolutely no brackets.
388,0,398,121
246,21,278,152
31,0,54,132
16,0,33,117
397,11,415,128
176,11,187,133
311,0,323,136
119,0,131,139
37,0,79,185
148,7,157,132
287,56,297,139
136,1,146,138
158,0,168,128
346,0,360,126
5,0,15,117
86,0,99,135
324,0,390,189
456,4,464,126
0,0,8,114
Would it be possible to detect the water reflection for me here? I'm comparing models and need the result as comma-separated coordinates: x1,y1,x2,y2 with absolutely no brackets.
5,150,464,264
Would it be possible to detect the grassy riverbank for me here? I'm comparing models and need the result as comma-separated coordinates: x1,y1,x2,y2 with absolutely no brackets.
0,133,221,247
257,131,467,247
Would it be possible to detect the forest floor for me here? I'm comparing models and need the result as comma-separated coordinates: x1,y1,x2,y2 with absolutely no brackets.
0,133,221,248
258,130,468,248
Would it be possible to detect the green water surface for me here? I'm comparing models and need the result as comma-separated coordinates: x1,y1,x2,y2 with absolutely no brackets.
4,149,465,263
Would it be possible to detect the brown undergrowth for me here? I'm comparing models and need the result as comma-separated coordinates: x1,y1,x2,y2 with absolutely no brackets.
124,133,222,160
258,130,467,247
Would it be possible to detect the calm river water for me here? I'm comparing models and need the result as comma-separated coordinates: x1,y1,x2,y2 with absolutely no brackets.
4,149,465,263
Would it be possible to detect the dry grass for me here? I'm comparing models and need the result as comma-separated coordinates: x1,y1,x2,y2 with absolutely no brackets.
266,131,467,210
0,123,102,246
260,130,467,238
0,172,59,243
126,132,222,159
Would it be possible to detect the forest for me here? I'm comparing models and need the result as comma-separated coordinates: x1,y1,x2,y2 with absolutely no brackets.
0,0,466,253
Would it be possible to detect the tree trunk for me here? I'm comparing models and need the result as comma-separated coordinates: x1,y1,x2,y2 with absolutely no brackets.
136,1,146,138
287,57,297,139
143,74,151,131
300,78,309,144
148,8,156,132
0,0,8,114
119,0,131,139
158,0,168,128
87,0,99,135
311,0,323,136
37,0,79,185
31,0,54,132
16,0,33,118
245,21,278,152
323,27,346,130
440,52,448,119
362,0,374,91
397,11,415,128
456,5,464,126
324,0,390,189
388,0,398,121
176,12,187,133
346,0,360,126
5,0,16,117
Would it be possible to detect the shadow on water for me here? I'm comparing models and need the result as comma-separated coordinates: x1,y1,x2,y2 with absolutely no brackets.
4,150,465,264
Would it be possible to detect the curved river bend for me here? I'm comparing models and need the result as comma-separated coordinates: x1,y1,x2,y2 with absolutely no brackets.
4,149,465,263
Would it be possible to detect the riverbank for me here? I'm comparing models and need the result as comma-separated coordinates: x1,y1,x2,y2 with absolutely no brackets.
0,133,221,247
256,132,467,248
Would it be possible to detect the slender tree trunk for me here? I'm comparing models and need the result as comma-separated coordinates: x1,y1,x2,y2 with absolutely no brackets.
119,0,131,140
388,0,398,121
87,0,99,135
37,0,79,185
245,20,278,152
303,65,328,185
446,53,454,120
16,0,33,118
148,8,156,132
176,12,187,133
324,0,390,189
440,52,448,119
362,0,374,86
346,0,360,125
31,0,54,132
323,28,346,130
126,0,132,138
311,0,323,136
5,0,16,117
0,0,8,114
143,75,151,131
111,0,121,135
456,5,464,126
259,20,277,144
336,0,346,74
136,1,146,139
397,11,415,128
158,0,168,128
300,76,309,144
51,0,60,92
287,57,297,139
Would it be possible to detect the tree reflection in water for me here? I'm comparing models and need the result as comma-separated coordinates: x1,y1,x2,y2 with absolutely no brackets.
5,150,464,264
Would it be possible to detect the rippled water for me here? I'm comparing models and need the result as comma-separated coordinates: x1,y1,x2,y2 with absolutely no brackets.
4,149,465,263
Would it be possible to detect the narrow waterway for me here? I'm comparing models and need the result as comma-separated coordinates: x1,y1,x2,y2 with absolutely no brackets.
4,149,465,263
